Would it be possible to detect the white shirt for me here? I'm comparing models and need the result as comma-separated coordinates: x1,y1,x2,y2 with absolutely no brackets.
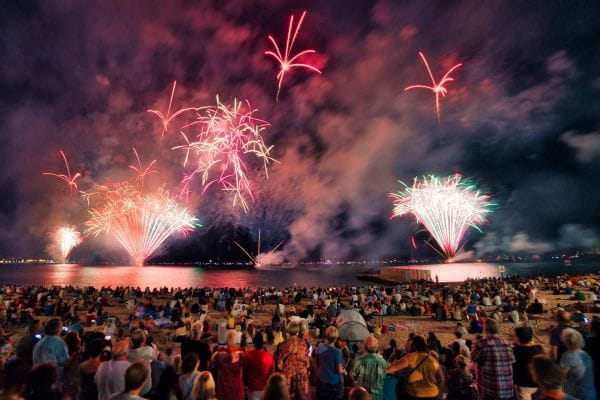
95,360,131,400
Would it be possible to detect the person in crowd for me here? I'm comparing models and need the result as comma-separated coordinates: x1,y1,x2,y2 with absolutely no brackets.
31,318,69,376
95,340,151,400
107,361,149,400
191,371,217,400
559,328,597,400
276,321,310,400
128,330,154,363
315,326,346,400
530,354,578,400
382,339,397,360
212,330,244,400
0,358,28,399
471,319,515,400
23,362,63,400
244,331,274,400
77,338,106,400
584,318,600,396
387,335,444,400
549,310,571,361
348,386,372,400
512,326,543,400
446,355,474,400
262,372,291,400
352,335,387,400
150,365,182,400
181,322,211,371
16,319,42,367
178,353,200,400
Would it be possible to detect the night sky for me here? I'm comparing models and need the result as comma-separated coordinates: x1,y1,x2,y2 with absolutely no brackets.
1,0,599,263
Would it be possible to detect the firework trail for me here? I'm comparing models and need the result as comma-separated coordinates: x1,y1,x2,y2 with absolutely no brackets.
43,150,81,192
173,96,277,212
129,147,158,186
389,174,491,259
265,10,322,100
147,81,197,136
48,225,82,263
84,182,198,266
405,52,462,122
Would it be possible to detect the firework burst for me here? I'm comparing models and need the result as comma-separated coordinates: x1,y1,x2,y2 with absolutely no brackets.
405,52,462,122
147,81,197,136
129,147,158,186
48,225,82,263
43,150,81,192
84,182,198,266
389,174,492,259
173,96,277,212
265,10,322,100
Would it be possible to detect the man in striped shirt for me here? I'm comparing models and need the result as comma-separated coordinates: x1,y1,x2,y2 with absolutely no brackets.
352,335,387,400
472,319,516,400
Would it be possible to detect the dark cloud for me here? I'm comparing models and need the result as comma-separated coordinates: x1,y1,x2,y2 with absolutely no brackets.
0,0,599,261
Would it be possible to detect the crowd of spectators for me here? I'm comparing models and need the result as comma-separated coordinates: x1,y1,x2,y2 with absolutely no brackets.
0,273,597,400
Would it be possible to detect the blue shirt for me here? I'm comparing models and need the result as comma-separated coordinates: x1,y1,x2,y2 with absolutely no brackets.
32,335,69,370
560,349,597,400
316,343,343,385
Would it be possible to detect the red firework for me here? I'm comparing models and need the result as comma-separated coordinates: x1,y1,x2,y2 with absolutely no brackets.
43,150,81,192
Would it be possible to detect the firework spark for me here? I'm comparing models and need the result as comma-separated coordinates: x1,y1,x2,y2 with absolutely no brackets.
405,52,462,122
43,150,81,192
129,147,158,186
49,225,82,263
390,174,492,259
265,10,322,100
173,96,276,212
84,182,198,266
147,81,197,136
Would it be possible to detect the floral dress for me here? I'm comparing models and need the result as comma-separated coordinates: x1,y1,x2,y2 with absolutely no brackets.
277,337,311,400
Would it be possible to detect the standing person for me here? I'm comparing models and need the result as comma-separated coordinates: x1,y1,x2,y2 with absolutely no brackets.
191,371,217,400
352,335,387,400
315,326,347,400
263,372,291,400
178,353,200,400
471,320,515,400
244,332,274,400
512,326,543,400
584,318,600,397
211,330,244,400
31,318,69,375
559,328,597,400
387,335,444,400
77,338,106,400
23,363,63,400
446,355,475,400
181,322,211,371
549,310,571,361
276,321,311,400
128,330,155,363
16,319,42,367
530,354,579,400
150,365,183,400
106,361,150,400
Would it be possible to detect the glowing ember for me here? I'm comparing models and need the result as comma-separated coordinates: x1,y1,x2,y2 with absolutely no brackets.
128,147,158,186
405,51,462,122
84,182,198,266
390,174,492,259
49,225,82,263
265,10,322,100
43,150,81,192
173,96,277,212
147,81,197,136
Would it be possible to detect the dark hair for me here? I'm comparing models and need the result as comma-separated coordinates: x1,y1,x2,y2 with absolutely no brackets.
254,331,265,349
124,361,149,392
530,354,562,389
389,339,397,348
515,326,533,344
411,335,427,353
485,319,499,335
87,338,106,358
151,366,178,400
25,363,58,397
454,331,462,339
1,358,28,391
182,352,199,374
44,318,61,336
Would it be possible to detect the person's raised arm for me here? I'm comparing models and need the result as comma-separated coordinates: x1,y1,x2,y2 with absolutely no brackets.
386,353,409,374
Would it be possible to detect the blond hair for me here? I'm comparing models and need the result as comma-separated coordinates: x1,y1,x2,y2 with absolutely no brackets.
192,371,217,400
325,326,339,344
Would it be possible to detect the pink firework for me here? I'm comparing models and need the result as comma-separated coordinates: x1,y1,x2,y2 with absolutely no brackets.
405,52,462,122
43,150,81,192
128,147,158,186
265,10,322,100
173,96,276,212
147,81,197,136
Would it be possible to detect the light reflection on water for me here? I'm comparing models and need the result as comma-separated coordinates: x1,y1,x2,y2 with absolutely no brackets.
0,262,596,288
